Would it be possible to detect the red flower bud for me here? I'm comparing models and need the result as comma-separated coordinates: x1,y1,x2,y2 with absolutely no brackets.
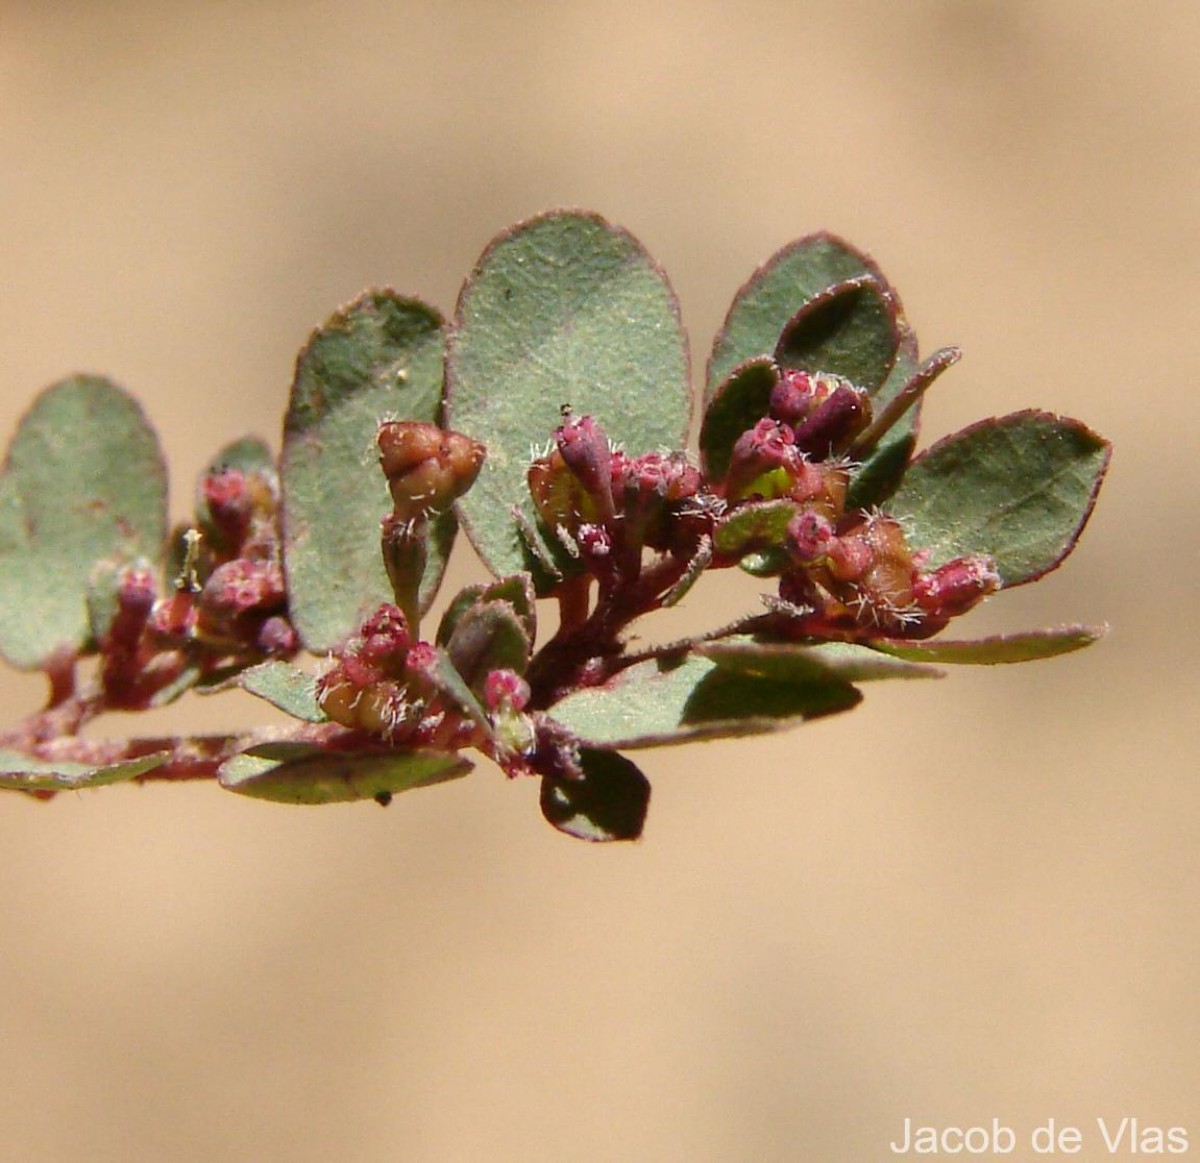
770,370,872,459
913,555,1001,619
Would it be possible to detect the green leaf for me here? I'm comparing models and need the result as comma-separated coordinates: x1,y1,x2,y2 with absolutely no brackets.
708,233,892,397
712,499,796,559
697,637,943,683
888,410,1112,586
699,356,778,483
446,211,690,584
421,646,491,733
0,377,168,670
540,748,650,842
436,573,536,647
870,625,1106,665
281,290,450,651
218,742,472,805
0,750,168,792
773,275,899,392
445,600,533,693
548,652,860,748
235,660,326,721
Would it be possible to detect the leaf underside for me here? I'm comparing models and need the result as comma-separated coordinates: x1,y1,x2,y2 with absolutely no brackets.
548,652,861,748
540,748,651,842
219,742,472,804
0,750,169,792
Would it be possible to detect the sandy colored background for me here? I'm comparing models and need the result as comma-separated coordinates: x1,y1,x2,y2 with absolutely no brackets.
0,3,1195,1160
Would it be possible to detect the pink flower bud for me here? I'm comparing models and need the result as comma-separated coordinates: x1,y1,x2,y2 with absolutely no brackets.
147,593,198,644
256,615,299,657
116,564,157,623
786,510,836,563
484,668,531,712
200,468,253,548
555,414,614,521
725,419,801,502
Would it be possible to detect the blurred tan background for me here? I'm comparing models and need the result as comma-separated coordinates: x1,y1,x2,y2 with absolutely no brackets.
0,3,1195,1160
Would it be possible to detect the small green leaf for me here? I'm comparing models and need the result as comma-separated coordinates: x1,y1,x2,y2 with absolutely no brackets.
739,546,790,577
422,646,491,733
870,625,1106,665
436,573,536,647
889,410,1112,586
235,660,326,721
219,742,471,805
699,356,778,483
713,499,796,558
0,750,169,792
445,600,533,693
0,377,168,670
281,290,449,651
540,748,650,842
773,275,900,392
698,637,943,683
446,211,690,584
548,652,860,748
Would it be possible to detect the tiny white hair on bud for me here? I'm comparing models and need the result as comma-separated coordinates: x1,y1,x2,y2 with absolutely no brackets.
555,524,580,558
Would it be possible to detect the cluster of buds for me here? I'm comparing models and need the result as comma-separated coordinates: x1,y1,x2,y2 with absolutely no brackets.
527,413,710,591
780,509,1000,639
97,459,299,708
712,368,1000,640
144,461,298,661
317,603,480,750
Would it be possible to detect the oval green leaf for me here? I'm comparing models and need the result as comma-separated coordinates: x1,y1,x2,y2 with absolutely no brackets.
445,211,690,583
888,410,1112,586
540,748,650,842
548,651,860,749
698,637,943,683
870,625,1106,665
218,742,472,805
281,290,450,651
445,600,533,693
0,749,169,792
0,377,168,670
712,499,796,559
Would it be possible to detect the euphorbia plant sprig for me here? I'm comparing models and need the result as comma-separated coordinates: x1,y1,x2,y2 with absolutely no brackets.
0,211,1110,840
